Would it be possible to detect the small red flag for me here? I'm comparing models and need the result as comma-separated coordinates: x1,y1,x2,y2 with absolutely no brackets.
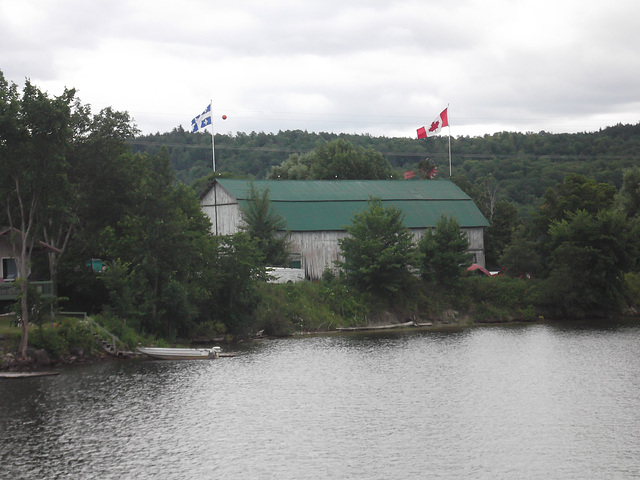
404,171,415,179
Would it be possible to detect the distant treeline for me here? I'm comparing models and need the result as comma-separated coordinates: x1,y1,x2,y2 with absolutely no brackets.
129,123,640,211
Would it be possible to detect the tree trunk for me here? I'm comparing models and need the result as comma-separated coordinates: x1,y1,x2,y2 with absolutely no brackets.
19,280,29,358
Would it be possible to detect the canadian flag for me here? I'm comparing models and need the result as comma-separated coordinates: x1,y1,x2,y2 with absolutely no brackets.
417,108,449,139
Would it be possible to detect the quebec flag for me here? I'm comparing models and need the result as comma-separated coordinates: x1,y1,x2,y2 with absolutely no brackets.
191,103,212,132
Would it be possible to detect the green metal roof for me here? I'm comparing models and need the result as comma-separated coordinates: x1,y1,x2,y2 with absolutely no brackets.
216,179,489,231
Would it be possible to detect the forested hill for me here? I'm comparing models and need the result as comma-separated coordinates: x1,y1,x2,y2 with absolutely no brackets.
129,122,640,210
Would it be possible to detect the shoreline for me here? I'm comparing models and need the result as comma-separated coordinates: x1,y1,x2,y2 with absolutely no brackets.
3,316,639,373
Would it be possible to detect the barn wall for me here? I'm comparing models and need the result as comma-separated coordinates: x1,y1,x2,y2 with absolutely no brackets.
199,181,487,279
288,231,347,280
201,183,244,235
410,227,486,267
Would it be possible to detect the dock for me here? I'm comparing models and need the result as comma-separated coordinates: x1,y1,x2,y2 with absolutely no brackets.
0,371,60,379
336,321,432,332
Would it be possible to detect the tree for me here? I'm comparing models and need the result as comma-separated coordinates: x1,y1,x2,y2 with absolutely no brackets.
617,167,640,219
533,173,617,238
209,232,266,335
45,105,138,298
499,225,543,278
267,153,311,179
416,158,438,179
268,139,394,180
337,197,415,299
0,73,75,357
98,150,218,339
484,200,519,269
239,181,291,266
419,215,471,289
542,209,638,317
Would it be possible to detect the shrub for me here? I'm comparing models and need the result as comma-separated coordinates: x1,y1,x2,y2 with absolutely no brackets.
58,317,98,355
29,327,67,357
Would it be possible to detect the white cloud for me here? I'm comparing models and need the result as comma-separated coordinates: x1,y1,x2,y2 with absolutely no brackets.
1,0,639,138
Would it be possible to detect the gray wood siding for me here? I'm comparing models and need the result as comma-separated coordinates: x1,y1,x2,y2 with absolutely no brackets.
199,181,487,280
410,227,486,266
288,231,347,280
201,183,244,236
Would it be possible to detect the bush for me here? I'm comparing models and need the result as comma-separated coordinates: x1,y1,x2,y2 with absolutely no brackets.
58,317,98,355
255,280,374,335
462,275,540,322
191,320,227,341
93,313,153,350
29,327,67,358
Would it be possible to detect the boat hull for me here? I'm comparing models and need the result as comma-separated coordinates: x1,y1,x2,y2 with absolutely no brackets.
137,347,220,360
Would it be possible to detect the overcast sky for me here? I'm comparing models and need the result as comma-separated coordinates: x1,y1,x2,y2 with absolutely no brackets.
1,0,639,138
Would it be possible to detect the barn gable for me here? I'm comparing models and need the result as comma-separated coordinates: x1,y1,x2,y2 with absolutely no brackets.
200,179,489,279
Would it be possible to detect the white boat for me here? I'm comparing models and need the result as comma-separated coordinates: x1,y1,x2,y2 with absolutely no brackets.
137,346,221,360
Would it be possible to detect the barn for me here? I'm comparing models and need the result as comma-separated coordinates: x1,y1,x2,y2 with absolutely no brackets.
199,179,489,280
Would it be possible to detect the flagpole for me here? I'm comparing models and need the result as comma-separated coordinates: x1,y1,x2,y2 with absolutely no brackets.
210,99,216,172
447,104,452,177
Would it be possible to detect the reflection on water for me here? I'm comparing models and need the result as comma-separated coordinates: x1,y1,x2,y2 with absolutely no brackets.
1,321,640,479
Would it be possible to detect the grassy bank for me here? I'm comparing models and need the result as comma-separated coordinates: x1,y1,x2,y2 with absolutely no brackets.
253,275,542,336
4,272,632,367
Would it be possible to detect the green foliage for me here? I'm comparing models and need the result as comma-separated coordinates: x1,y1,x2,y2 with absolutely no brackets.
29,327,68,357
419,215,471,289
94,151,218,340
617,167,640,219
27,316,98,358
10,68,640,345
267,153,311,180
11,281,56,328
484,200,518,269
57,317,97,354
0,72,78,355
542,209,638,317
624,272,640,309
338,197,416,300
268,138,394,180
499,225,543,278
239,181,292,266
93,312,158,350
533,173,617,238
255,280,371,335
208,232,266,336
461,275,538,322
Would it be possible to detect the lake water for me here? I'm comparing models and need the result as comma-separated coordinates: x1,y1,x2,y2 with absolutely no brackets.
2,320,640,479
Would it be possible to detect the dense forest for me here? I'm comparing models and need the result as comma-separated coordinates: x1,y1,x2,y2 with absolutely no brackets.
3,69,640,363
131,123,640,212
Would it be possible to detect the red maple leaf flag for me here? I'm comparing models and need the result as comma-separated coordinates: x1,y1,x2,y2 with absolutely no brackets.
417,108,449,138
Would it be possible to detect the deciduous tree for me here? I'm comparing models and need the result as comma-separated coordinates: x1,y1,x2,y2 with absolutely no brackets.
542,209,638,317
0,73,75,357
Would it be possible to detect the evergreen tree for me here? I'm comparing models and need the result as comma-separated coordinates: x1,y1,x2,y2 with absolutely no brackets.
419,215,471,289
337,197,415,299
239,182,291,266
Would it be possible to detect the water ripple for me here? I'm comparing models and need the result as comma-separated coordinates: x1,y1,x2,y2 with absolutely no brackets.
2,322,640,479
